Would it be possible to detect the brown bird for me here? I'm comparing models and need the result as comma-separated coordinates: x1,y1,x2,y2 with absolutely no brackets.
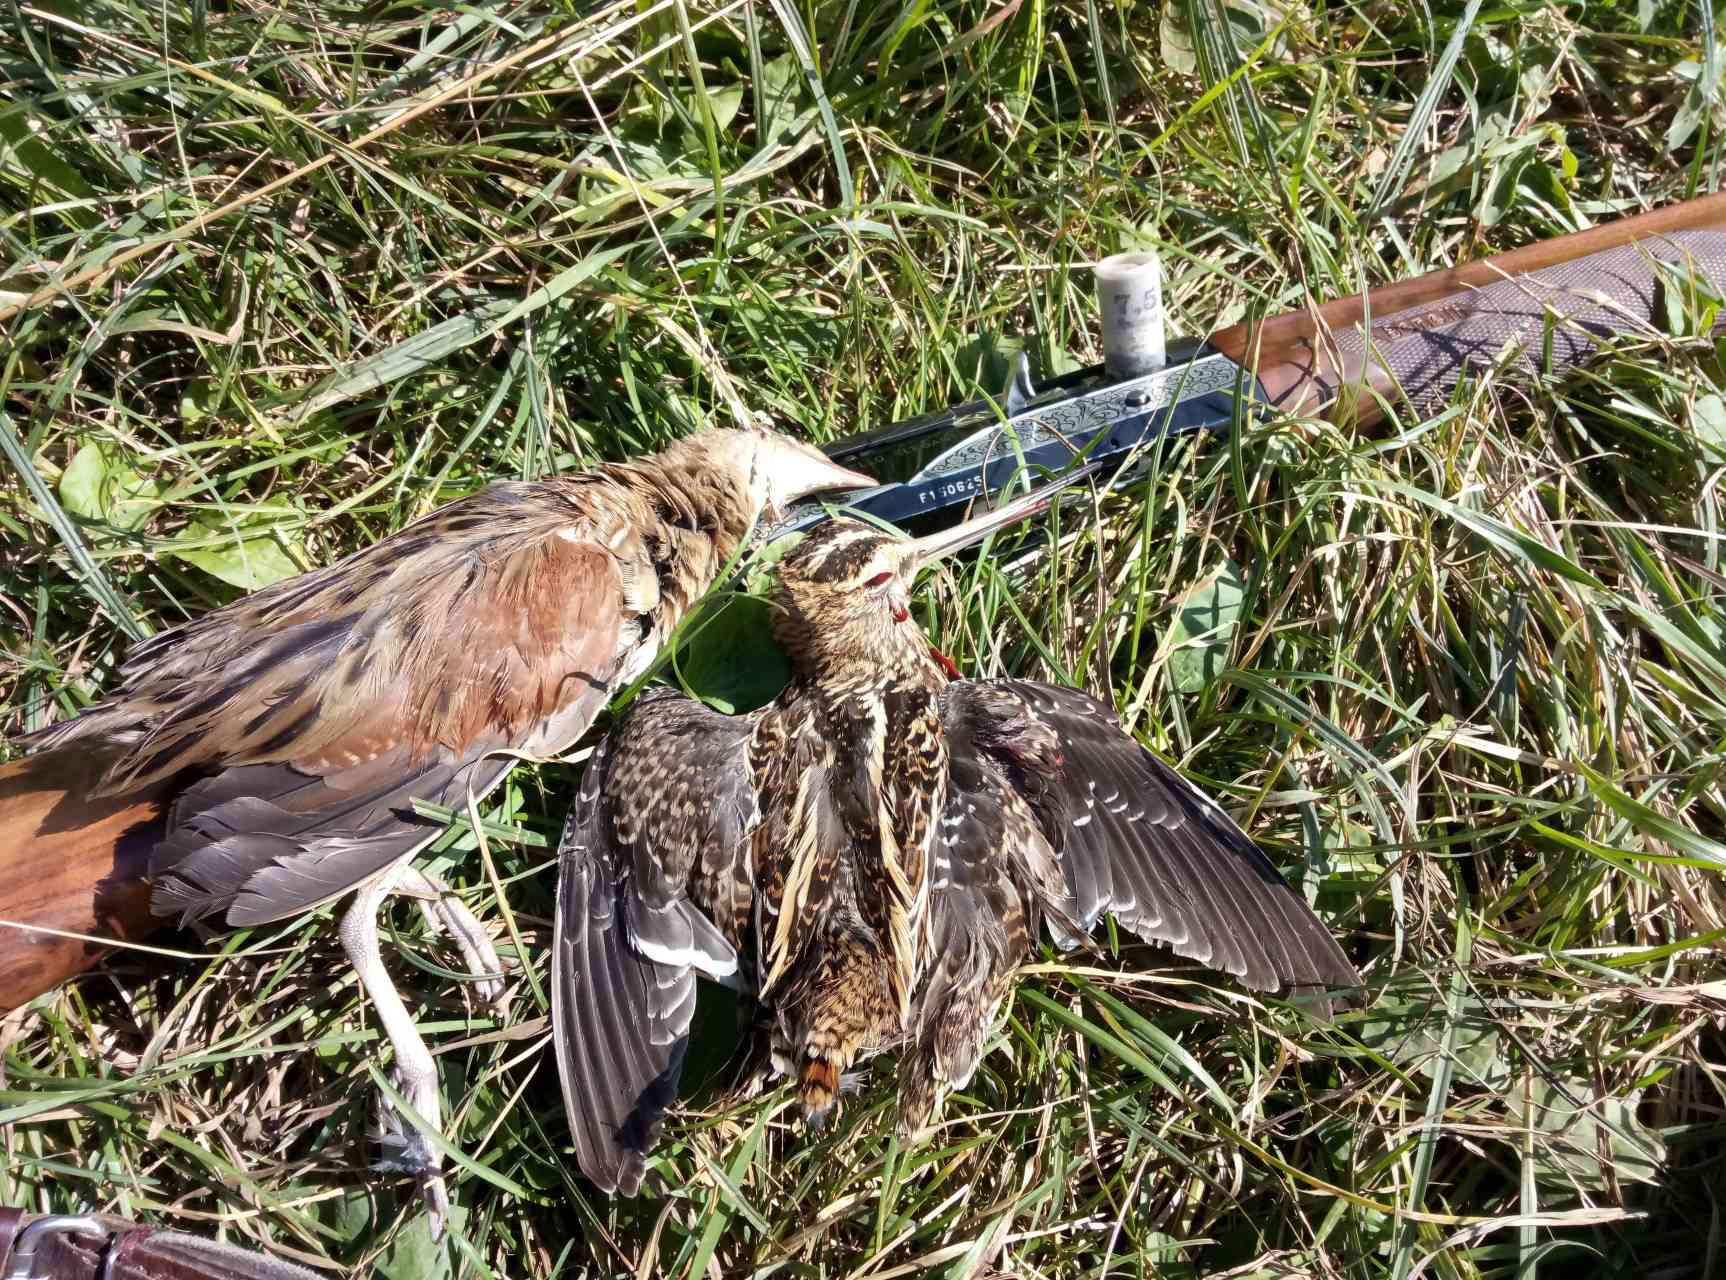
553,481,1359,1194
4,427,871,1225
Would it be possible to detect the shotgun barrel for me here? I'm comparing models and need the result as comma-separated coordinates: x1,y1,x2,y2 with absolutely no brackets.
8,193,1726,1012
1211,192,1726,423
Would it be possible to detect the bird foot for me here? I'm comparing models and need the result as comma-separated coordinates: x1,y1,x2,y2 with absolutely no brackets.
399,869,509,1009
343,866,456,1239
371,1067,449,1239
714,1010,780,1107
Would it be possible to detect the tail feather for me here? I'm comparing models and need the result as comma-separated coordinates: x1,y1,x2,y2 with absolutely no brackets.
0,751,169,1012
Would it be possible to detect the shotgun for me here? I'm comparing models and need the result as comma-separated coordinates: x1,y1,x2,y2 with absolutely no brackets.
7,193,1726,1011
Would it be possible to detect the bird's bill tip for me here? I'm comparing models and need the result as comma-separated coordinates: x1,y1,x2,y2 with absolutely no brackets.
767,447,876,504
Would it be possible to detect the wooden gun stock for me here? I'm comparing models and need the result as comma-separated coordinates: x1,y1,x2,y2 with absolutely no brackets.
1212,192,1726,424
10,194,1726,1012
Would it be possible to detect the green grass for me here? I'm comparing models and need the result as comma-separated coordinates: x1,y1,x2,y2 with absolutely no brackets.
4,0,1726,1276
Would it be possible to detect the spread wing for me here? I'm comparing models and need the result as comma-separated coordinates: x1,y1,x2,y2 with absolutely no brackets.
944,680,1357,996
902,715,1070,1131
552,688,757,1194
25,481,640,925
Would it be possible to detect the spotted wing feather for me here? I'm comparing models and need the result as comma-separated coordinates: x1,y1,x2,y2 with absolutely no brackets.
552,688,757,1194
902,708,1070,1132
949,680,1357,997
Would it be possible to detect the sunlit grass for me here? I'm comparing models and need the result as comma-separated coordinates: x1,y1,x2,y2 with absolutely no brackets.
3,1,1724,1276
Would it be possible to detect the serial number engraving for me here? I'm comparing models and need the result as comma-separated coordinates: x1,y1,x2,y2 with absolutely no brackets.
917,474,985,505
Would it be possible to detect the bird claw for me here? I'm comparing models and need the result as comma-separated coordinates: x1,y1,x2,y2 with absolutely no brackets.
715,1013,780,1107
371,1068,448,1240
403,873,509,1009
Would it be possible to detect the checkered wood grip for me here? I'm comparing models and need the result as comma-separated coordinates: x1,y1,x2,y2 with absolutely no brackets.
1331,230,1726,414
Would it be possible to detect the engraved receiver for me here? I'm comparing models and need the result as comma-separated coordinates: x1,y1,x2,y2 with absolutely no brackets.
783,192,1726,541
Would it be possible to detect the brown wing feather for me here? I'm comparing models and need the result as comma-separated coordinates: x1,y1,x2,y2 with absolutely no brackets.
901,723,1065,1133
38,483,632,787
553,688,756,1193
25,481,637,924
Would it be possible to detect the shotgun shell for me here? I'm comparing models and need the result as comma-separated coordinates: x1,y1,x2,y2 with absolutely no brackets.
1097,251,1166,379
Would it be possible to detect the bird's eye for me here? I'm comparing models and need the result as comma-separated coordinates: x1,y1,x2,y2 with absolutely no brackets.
865,571,893,588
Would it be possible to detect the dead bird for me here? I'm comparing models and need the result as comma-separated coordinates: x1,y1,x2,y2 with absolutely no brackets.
553,482,1359,1194
4,427,870,1228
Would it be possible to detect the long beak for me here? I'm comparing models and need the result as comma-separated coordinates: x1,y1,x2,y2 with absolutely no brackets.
903,459,1105,571
827,461,877,491
790,455,876,501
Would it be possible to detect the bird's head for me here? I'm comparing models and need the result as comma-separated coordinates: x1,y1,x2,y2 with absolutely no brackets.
772,465,1099,676
657,428,873,534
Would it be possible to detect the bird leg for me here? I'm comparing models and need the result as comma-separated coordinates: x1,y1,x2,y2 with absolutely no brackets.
717,1003,780,1106
341,861,499,1237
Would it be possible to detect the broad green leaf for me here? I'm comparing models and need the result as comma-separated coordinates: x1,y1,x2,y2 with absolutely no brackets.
677,595,790,714
703,83,744,133
180,379,221,424
59,443,112,520
1357,994,1514,1091
372,1215,451,1280
1691,392,1726,457
1166,559,1246,692
1160,4,1200,75
758,53,804,148
954,333,1024,399
4,415,145,640
1511,1079,1664,1192
1654,257,1726,338
1161,0,1289,77
58,442,161,530
1666,53,1726,153
171,510,306,590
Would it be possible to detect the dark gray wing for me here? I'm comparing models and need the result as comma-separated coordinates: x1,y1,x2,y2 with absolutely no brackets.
949,680,1357,996
552,688,757,1195
150,755,514,925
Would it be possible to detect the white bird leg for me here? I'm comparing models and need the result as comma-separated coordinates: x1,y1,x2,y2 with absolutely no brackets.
340,863,449,1236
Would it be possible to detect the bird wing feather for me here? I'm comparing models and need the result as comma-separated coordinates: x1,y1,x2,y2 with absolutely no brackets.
552,687,757,1194
25,481,637,924
901,728,1054,1128
946,680,1358,996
